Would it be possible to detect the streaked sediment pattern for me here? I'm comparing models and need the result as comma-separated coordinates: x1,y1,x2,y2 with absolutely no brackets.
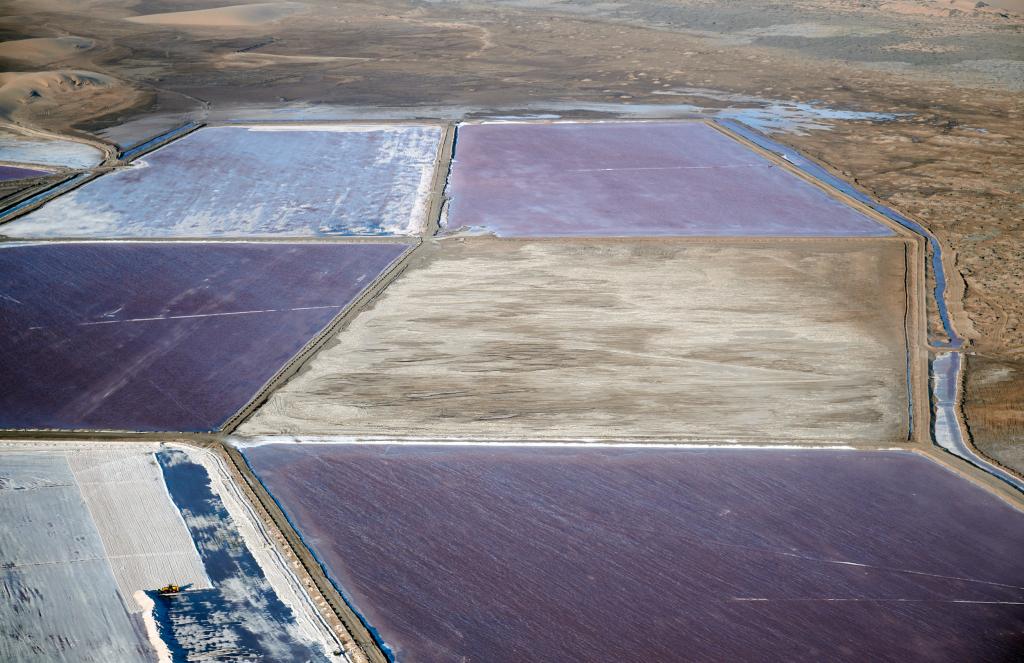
244,443,1024,663
242,238,909,443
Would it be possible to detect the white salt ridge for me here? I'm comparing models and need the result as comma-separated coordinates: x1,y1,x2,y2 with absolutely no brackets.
133,591,172,663
232,434,883,450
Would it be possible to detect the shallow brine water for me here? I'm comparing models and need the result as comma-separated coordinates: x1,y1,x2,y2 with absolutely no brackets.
0,241,407,431
444,121,892,237
245,444,1024,662
154,449,327,662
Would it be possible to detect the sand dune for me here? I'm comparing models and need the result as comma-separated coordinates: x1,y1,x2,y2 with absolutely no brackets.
0,70,114,112
0,70,139,126
0,37,94,65
126,2,307,27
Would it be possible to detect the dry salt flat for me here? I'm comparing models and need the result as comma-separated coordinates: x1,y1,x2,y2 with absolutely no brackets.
66,449,211,605
0,442,338,662
0,451,153,662
241,238,911,443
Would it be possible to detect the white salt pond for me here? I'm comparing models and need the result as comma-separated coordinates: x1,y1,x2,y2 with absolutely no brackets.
0,132,104,169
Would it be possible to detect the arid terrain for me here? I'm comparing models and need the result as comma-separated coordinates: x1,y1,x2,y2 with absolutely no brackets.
1,0,1020,467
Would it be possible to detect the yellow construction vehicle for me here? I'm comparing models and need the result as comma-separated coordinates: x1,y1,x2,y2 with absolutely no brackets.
158,584,181,596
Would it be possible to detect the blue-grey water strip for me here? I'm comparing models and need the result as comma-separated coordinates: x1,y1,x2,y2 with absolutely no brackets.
717,119,961,348
154,449,329,661
930,353,1024,492
716,119,1022,493
119,122,202,162
0,172,91,225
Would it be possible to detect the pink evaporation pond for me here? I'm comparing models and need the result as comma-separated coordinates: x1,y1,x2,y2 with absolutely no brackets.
244,444,1024,662
444,121,892,237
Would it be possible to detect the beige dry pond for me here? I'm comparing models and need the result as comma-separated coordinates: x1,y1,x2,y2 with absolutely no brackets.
240,237,912,443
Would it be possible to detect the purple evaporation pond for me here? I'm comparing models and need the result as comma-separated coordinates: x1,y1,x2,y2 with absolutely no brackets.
446,122,892,237
0,242,407,431
244,444,1024,663
0,165,51,181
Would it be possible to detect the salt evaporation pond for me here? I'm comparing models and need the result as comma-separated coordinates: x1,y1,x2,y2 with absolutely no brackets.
444,121,892,237
0,132,104,169
153,449,329,661
0,241,407,431
2,124,441,238
244,444,1024,662
0,444,332,661
0,453,151,662
0,164,50,180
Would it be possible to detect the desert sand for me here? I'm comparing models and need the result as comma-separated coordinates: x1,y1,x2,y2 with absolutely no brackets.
0,70,141,125
0,36,93,65
126,3,308,28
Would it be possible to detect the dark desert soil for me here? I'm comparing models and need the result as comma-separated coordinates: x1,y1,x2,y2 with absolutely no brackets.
964,354,1024,471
